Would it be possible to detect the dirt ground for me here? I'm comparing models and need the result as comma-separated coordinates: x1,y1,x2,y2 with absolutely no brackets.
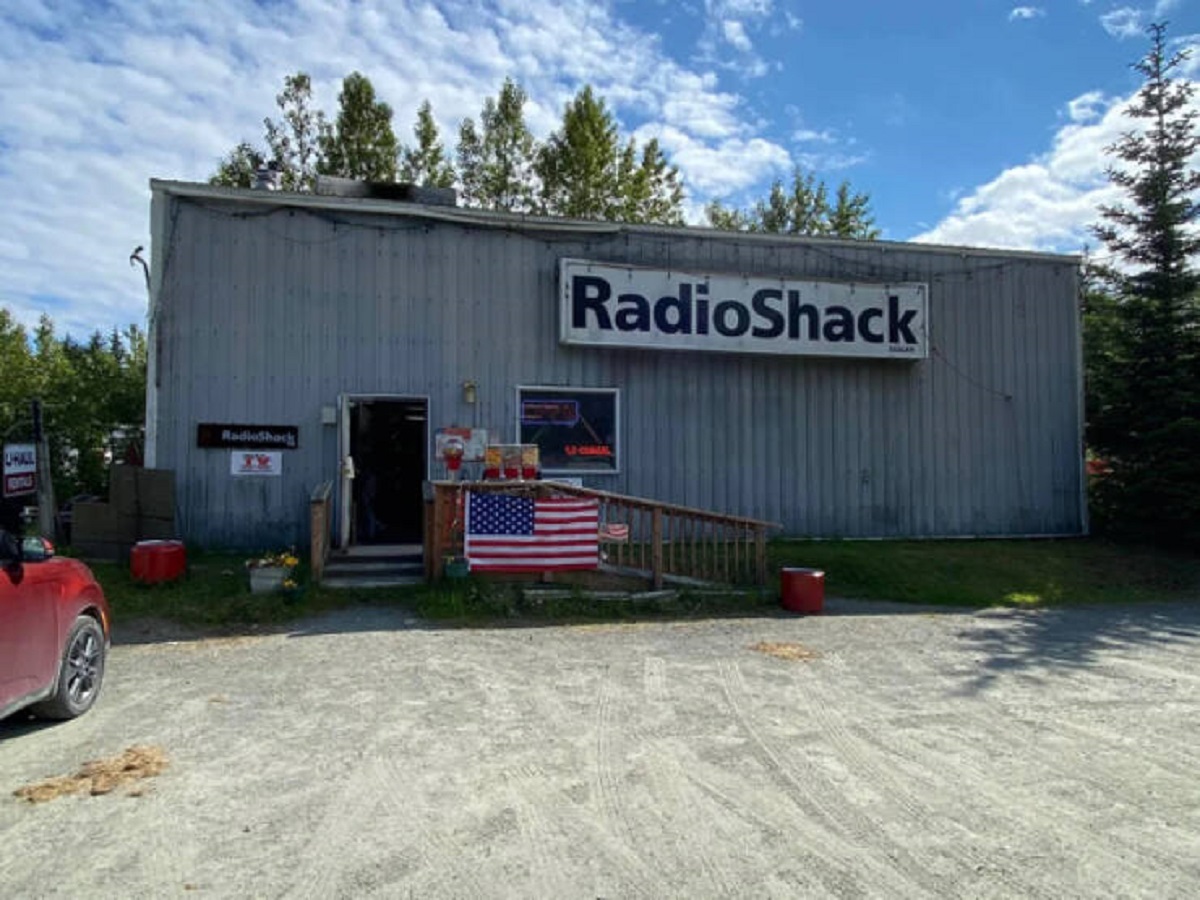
2,598,1199,898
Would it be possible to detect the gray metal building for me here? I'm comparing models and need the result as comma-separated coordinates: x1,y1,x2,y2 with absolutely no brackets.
147,179,1086,549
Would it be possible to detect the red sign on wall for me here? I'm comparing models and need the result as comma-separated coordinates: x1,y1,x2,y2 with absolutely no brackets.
3,444,36,498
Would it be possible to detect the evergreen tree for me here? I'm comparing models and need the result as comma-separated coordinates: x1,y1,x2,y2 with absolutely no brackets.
626,138,685,226
1089,22,1200,543
318,72,400,182
537,86,685,224
707,167,877,239
456,78,538,212
828,181,881,239
537,86,621,218
400,101,456,188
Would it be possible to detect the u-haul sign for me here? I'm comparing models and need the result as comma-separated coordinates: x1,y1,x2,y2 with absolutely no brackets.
3,443,37,498
559,259,928,359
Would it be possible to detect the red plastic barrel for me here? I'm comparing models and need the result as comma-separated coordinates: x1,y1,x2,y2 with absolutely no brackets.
781,567,824,614
131,540,186,584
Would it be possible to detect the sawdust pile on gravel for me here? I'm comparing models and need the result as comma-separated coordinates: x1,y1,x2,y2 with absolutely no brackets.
750,641,821,662
14,745,169,804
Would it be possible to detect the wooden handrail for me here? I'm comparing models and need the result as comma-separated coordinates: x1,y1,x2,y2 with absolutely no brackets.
447,480,780,530
429,480,779,587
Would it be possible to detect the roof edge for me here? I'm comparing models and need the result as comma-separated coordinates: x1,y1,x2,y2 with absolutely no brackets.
150,179,1083,265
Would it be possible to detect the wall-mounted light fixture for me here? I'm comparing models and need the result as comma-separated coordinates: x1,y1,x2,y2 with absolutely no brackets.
462,380,478,404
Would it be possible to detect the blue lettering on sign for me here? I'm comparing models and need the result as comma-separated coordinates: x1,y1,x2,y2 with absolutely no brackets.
569,275,922,348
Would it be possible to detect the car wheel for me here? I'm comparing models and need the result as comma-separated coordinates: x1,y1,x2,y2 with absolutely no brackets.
31,616,106,720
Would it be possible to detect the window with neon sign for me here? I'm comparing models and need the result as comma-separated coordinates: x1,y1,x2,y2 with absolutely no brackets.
517,386,619,474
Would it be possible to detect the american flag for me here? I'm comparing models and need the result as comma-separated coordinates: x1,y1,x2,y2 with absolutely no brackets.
464,492,599,572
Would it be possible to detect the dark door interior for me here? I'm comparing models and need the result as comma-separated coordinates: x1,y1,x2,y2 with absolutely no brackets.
349,399,427,544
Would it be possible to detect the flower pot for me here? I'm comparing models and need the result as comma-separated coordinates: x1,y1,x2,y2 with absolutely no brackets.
444,558,470,580
248,565,289,594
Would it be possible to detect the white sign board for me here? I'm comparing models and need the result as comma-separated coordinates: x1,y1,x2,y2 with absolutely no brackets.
560,258,928,359
3,443,37,498
230,450,282,476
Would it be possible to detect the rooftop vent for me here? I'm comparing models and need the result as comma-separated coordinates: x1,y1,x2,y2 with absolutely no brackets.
313,175,456,207
252,161,283,191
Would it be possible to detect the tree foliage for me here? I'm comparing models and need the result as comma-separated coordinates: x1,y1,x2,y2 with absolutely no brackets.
536,86,621,219
1087,22,1200,545
209,76,689,224
318,72,400,182
706,167,879,239
456,78,538,212
400,100,456,188
264,73,327,191
536,86,685,224
0,309,146,503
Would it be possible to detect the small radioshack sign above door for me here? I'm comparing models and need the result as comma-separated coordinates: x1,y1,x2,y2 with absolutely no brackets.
199,423,298,450
230,451,282,476
3,443,37,498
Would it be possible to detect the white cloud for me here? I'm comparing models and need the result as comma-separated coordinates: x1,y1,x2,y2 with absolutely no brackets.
912,86,1200,253
0,0,806,336
722,19,753,52
1100,7,1144,39
1066,90,1109,123
793,128,837,143
698,0,777,77
1008,7,1045,21
636,124,791,196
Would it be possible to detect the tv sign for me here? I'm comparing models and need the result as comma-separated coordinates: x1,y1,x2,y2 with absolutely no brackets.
3,443,37,498
560,258,928,360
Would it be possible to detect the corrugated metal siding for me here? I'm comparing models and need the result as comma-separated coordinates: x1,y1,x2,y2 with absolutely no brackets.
153,194,1084,548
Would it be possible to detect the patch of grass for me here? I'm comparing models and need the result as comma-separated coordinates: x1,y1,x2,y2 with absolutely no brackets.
88,537,1198,631
769,537,1200,607
92,552,414,629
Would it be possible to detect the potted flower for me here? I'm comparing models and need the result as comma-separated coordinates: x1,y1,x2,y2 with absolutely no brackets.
246,549,299,594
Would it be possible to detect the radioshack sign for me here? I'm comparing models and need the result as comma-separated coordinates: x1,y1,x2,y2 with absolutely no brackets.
559,259,928,359
3,443,37,498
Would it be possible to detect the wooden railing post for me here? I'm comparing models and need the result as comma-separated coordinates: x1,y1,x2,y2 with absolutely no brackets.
309,480,332,585
431,484,450,580
651,506,664,589
755,526,767,586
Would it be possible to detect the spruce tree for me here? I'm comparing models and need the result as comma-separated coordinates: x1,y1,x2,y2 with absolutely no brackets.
318,72,400,182
1089,22,1200,543
400,101,456,188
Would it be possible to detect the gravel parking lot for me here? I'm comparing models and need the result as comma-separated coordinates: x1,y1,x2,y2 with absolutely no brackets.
3,598,1199,898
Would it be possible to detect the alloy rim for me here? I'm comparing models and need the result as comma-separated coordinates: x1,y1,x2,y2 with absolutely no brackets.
66,630,100,706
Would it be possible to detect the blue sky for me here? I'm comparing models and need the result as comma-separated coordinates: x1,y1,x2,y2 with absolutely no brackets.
1,0,1198,337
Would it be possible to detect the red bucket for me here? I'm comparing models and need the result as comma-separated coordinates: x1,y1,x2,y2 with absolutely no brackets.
131,540,186,584
780,567,824,614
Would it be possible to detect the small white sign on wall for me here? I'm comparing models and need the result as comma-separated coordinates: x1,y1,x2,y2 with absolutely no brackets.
231,450,282,476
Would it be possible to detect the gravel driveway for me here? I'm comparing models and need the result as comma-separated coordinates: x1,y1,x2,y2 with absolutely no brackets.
2,598,1199,898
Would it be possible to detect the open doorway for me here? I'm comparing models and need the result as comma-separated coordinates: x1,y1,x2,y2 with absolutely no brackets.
339,397,427,546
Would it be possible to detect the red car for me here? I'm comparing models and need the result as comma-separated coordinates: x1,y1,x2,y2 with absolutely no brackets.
0,531,110,721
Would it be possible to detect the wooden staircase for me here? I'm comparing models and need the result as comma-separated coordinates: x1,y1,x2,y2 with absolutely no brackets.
320,543,425,590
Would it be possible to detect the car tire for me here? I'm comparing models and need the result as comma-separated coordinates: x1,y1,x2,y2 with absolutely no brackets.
30,615,106,720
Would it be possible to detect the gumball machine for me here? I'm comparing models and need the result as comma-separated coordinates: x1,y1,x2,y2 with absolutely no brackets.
441,436,465,481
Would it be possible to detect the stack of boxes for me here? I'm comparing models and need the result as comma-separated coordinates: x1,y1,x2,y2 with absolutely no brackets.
72,467,176,560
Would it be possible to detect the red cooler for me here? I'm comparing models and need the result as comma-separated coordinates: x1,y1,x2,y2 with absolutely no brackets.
131,540,187,584
781,567,824,614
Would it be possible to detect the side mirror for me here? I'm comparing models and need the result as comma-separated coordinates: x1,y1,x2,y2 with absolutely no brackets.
19,537,55,562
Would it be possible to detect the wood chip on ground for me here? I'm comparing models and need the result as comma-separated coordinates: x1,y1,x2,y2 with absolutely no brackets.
750,641,821,661
13,745,169,804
